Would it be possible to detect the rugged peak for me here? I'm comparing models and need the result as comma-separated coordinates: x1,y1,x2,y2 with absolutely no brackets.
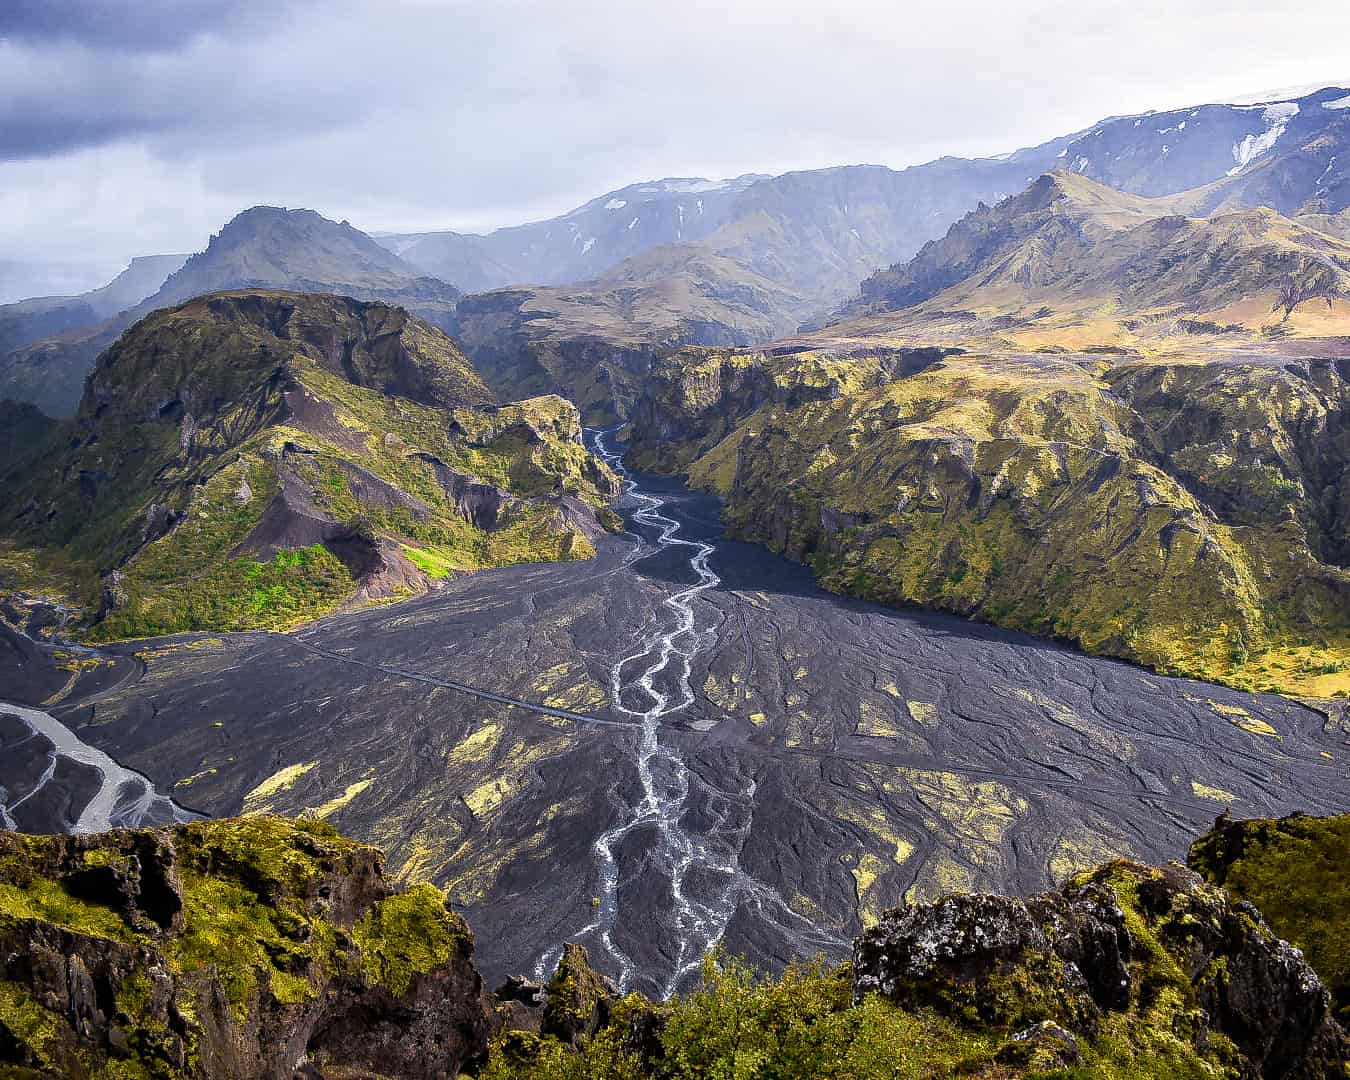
140,207,461,331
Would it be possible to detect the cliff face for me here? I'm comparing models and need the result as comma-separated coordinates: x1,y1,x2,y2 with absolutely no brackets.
656,347,1350,693
0,291,619,640
1190,813,1350,1028
0,817,496,1079
622,344,951,473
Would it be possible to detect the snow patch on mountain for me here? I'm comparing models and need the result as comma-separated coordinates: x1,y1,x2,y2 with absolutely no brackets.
1324,94,1350,111
1229,103,1299,175
605,199,628,210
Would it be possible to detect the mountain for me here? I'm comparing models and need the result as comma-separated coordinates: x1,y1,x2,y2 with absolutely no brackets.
0,253,187,355
1,814,1345,1078
0,207,463,418
148,206,461,321
1061,84,1350,210
621,172,1350,693
0,290,618,640
382,174,771,291
448,86,1350,425
448,155,1083,421
844,170,1350,335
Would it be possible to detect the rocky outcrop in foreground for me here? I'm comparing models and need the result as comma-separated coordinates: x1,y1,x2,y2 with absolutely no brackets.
4,816,1347,1078
0,818,495,1078
854,859,1348,1079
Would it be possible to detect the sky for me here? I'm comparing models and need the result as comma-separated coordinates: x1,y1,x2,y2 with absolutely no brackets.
3,0,1350,298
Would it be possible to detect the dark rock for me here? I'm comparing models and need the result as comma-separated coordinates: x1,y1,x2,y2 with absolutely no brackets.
852,859,1349,1078
0,819,497,1080
541,942,617,1049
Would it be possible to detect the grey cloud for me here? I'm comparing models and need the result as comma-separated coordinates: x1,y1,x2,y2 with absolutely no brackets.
0,0,268,52
2,0,1349,283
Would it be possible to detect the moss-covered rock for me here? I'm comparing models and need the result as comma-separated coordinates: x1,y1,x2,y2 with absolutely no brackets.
0,291,620,640
484,858,1349,1079
634,345,1350,693
0,817,494,1078
541,943,617,1049
1189,812,1350,1028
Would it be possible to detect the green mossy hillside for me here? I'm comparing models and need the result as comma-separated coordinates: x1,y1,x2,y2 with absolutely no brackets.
0,290,620,640
650,346,1350,694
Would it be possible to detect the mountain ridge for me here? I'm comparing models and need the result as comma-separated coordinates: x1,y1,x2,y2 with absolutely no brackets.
0,290,618,640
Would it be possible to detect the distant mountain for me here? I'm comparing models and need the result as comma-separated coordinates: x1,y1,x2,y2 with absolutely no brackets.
444,85,1350,420
0,207,461,418
0,290,618,639
147,206,461,320
393,155,1076,299
1057,85,1350,209
448,153,1084,420
837,170,1350,345
382,174,770,291
0,253,187,354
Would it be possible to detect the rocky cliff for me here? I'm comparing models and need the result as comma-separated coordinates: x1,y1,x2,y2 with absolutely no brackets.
0,817,496,1078
0,291,619,640
4,815,1347,1079
646,346,1350,693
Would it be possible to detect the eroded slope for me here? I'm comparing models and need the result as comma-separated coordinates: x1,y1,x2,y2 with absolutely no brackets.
0,291,618,639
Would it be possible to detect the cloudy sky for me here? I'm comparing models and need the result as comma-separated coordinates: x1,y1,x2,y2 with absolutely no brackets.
3,0,1349,297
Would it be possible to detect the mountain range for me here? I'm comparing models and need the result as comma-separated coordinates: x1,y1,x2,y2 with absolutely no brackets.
4,84,1348,425
5,71,1350,1080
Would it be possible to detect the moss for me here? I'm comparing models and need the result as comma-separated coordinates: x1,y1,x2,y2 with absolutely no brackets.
1189,813,1350,1025
0,875,142,945
163,817,370,1018
353,882,466,996
0,981,62,1065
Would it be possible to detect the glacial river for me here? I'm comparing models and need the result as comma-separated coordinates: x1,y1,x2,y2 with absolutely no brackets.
3,434,1348,995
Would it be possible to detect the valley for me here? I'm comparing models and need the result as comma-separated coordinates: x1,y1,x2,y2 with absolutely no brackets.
5,56,1350,1075
4,440,1346,997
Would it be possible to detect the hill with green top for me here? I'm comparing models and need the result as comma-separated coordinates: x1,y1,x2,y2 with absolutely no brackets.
0,290,619,640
